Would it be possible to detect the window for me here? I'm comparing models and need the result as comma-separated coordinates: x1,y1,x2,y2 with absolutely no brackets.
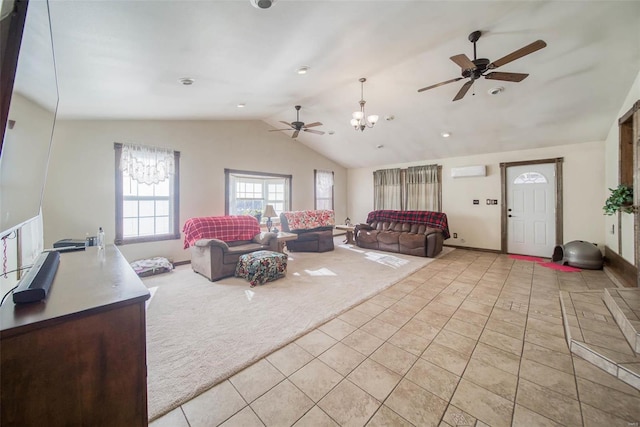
513,172,548,184
114,143,180,245
225,169,291,219
314,169,334,210
373,164,442,211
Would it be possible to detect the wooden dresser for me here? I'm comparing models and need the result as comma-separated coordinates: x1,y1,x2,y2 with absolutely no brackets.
0,245,150,426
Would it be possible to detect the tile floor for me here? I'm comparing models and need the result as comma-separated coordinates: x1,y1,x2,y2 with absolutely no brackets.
149,249,640,427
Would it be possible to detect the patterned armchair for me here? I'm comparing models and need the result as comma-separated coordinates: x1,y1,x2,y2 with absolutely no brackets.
279,210,335,253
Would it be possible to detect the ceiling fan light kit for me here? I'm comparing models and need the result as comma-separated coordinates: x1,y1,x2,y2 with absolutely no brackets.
418,30,547,101
351,78,379,132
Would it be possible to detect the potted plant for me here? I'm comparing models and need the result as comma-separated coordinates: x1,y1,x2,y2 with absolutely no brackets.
603,184,634,215
243,209,262,223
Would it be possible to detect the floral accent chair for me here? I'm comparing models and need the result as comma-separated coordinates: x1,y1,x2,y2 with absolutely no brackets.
279,209,335,252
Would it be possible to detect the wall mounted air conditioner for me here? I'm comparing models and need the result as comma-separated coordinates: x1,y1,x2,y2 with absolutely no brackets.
451,165,486,178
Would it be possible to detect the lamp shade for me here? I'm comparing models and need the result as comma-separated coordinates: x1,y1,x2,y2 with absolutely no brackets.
263,205,277,218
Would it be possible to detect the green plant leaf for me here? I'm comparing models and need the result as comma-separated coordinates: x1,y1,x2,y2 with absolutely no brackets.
603,184,634,215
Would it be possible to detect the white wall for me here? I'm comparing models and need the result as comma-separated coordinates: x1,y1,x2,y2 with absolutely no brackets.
42,119,347,263
604,70,640,264
348,141,606,252
0,94,52,237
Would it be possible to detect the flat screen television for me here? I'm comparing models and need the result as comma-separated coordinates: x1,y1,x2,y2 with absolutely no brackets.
0,0,58,238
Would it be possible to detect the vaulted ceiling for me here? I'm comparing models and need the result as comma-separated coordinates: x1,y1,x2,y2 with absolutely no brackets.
25,1,640,168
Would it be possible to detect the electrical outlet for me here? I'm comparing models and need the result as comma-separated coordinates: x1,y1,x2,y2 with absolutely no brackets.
492,199,498,205
453,233,458,238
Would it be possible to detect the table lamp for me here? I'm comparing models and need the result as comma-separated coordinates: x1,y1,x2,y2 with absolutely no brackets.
263,205,277,232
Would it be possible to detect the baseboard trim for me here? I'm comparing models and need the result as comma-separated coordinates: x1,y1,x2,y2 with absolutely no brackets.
173,260,191,267
443,244,502,254
604,246,637,288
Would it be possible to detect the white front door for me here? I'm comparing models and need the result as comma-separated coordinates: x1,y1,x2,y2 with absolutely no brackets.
507,163,556,257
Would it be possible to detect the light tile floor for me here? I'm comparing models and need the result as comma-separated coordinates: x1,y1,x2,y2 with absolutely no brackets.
150,249,640,427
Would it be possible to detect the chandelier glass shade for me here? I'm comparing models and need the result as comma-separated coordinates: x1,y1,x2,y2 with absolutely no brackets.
351,78,378,131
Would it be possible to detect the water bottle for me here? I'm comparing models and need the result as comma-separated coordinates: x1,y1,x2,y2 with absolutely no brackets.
97,227,105,250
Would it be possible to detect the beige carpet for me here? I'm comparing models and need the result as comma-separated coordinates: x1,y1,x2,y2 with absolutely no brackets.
143,238,453,420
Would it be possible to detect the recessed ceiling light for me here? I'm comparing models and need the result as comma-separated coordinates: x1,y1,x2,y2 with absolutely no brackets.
296,66,310,75
441,132,451,138
376,144,384,149
179,77,195,86
328,130,335,135
488,86,504,95
237,103,246,108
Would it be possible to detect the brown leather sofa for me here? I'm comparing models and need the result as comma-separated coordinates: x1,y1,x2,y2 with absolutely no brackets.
354,210,450,258
279,210,335,253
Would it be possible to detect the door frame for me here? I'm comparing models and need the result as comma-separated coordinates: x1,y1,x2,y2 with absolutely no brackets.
617,100,639,287
500,157,564,254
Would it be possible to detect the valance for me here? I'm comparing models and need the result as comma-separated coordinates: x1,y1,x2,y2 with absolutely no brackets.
121,143,174,184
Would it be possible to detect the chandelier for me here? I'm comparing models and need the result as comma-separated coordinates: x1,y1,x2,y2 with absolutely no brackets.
350,78,379,132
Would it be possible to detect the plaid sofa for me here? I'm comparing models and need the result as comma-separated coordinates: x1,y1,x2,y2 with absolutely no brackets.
354,210,449,258
183,216,278,281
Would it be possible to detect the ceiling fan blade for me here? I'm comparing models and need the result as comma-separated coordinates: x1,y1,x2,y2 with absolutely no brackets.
485,72,529,82
291,130,300,139
303,122,322,128
279,121,292,127
417,77,463,93
452,80,473,101
450,54,475,70
304,129,325,135
489,40,547,69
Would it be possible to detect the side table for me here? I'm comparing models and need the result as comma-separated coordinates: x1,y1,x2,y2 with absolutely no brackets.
335,224,355,244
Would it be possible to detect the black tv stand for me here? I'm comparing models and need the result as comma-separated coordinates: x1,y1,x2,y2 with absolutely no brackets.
12,251,60,304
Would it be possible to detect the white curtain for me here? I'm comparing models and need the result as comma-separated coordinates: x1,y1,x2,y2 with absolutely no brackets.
316,170,333,193
406,164,440,211
373,168,402,210
315,170,334,210
120,143,175,184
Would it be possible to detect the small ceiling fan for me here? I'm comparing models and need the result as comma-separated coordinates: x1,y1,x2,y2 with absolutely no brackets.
269,105,324,138
418,30,547,101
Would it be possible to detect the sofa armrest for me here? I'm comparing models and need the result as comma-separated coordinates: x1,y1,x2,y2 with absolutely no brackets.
354,223,373,238
355,223,373,232
423,227,443,236
195,238,230,250
253,232,277,245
